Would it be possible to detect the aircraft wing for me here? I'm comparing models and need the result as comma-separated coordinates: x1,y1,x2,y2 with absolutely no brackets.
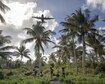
32,16,42,19
43,17,54,20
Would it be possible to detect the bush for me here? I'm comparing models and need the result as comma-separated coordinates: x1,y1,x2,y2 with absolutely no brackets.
6,71,14,76
51,76,59,81
0,72,4,80
64,77,75,84
24,71,32,76
86,61,97,69
95,62,105,74
96,73,105,78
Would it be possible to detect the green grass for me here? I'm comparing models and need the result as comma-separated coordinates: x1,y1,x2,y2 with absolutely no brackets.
0,65,105,84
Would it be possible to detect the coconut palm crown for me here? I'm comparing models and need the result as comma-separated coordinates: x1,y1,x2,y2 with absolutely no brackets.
0,0,10,23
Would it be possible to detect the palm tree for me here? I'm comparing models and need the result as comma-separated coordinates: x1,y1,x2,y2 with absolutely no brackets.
49,53,57,64
65,9,99,74
61,16,78,73
87,33,105,63
22,22,55,75
0,0,10,23
14,45,31,61
14,59,24,68
53,35,73,65
0,30,14,59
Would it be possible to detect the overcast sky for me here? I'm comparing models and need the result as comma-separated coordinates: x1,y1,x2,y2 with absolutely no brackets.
0,0,105,61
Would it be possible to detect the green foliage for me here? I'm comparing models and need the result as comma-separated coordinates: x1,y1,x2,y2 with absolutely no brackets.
6,71,14,76
0,66,105,84
59,76,75,84
0,7,105,84
96,73,105,78
85,61,97,68
51,76,59,81
95,62,105,74
0,71,4,80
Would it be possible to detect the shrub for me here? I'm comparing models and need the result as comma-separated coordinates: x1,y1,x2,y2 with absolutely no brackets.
50,76,59,81
95,62,105,74
6,71,14,76
24,71,32,76
0,71,4,80
96,73,105,78
64,77,75,84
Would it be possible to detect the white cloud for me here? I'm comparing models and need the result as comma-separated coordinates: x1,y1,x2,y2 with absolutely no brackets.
98,27,105,35
6,0,36,4
99,27,105,30
86,0,105,12
0,1,58,62
4,2,37,27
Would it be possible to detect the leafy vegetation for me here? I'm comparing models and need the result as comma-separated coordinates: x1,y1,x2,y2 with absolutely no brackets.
0,0,105,84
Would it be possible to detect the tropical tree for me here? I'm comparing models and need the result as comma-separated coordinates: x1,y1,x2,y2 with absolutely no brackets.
86,33,105,63
60,15,78,73
67,8,99,74
49,53,57,64
53,35,76,68
0,0,10,23
14,45,31,61
23,22,55,75
14,59,24,68
0,30,14,59
53,35,69,64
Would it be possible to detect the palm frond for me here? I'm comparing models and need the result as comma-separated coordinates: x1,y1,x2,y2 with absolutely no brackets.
0,14,5,23
0,46,15,51
24,55,31,60
0,51,13,59
0,1,10,23
24,28,36,36
0,1,10,13
22,37,35,44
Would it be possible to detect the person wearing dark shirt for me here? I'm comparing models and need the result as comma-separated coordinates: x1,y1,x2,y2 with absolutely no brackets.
50,66,54,78
62,67,65,78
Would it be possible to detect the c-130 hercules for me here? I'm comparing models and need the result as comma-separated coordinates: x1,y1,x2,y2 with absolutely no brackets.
32,14,54,23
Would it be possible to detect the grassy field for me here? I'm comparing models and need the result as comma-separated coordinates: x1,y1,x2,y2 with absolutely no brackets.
0,65,105,84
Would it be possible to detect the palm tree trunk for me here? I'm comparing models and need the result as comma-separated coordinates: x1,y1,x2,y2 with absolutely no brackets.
92,54,95,69
38,52,42,76
21,56,22,62
95,51,99,63
35,49,42,76
72,37,78,74
58,56,61,65
82,35,86,74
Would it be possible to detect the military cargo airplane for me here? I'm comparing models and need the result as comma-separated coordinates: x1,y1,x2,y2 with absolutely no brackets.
32,14,54,23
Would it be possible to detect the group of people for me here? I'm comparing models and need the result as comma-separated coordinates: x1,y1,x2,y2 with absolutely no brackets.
32,66,44,77
50,66,65,78
32,66,65,78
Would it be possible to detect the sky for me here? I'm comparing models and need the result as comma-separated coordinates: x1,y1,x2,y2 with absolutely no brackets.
0,0,105,61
